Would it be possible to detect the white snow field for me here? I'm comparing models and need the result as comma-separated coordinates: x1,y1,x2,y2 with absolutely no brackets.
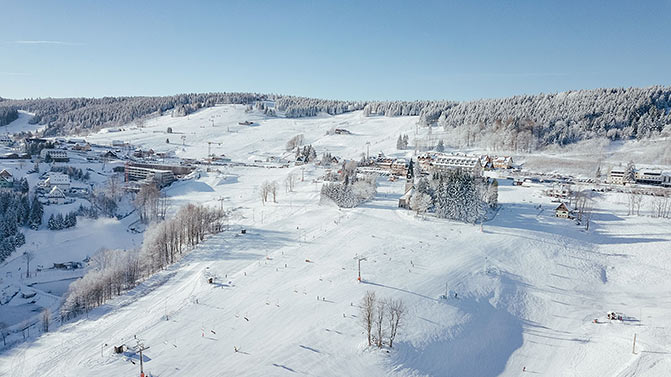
1,105,670,376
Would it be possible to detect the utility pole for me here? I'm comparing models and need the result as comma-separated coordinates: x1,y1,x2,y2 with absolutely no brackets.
354,255,367,282
133,340,149,377
218,197,225,212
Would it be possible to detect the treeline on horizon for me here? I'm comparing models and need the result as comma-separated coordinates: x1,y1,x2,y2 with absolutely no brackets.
1,86,670,148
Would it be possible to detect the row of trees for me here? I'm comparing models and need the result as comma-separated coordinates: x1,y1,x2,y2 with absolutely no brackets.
47,212,77,230
260,181,279,204
135,184,168,223
396,134,410,150
414,171,498,223
626,191,671,218
61,203,227,319
360,291,406,348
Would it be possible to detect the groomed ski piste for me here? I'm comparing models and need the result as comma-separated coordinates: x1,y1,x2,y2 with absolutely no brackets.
1,105,670,376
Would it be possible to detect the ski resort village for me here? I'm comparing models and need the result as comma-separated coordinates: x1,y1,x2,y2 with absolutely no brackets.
0,93,670,377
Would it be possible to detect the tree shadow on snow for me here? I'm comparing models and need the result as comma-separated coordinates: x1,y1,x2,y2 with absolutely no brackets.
391,293,523,377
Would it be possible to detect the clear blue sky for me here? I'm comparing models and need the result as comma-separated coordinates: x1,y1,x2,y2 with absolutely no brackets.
1,0,670,101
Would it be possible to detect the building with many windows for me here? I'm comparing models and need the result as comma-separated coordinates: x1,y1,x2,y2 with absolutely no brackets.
125,165,175,187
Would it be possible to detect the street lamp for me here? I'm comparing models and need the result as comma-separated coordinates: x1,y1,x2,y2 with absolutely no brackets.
354,255,367,282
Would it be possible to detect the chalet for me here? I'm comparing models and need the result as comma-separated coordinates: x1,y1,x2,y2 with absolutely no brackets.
40,149,69,162
43,173,71,191
112,140,126,147
334,128,352,135
0,169,12,189
635,169,663,185
431,154,482,176
608,168,626,185
47,186,66,204
555,203,571,219
101,150,120,159
493,156,513,169
480,155,494,169
238,121,254,126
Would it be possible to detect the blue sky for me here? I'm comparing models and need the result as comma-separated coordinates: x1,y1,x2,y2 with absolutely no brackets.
1,0,670,101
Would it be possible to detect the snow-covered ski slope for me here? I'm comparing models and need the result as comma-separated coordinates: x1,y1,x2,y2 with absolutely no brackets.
86,104,416,164
1,105,670,376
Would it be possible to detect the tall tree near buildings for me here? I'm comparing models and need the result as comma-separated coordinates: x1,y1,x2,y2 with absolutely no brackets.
625,160,636,183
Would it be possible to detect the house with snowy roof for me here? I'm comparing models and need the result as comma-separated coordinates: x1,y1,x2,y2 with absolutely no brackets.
43,173,71,191
40,148,69,162
0,169,13,188
47,186,66,204
555,203,572,219
431,154,482,176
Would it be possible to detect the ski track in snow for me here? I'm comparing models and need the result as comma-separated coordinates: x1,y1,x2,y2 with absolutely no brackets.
1,105,670,376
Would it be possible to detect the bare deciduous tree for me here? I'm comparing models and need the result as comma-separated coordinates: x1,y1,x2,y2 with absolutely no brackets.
375,299,386,347
286,134,304,151
270,181,278,203
285,173,296,193
135,183,161,223
627,191,642,216
23,251,34,279
0,322,7,346
42,308,50,332
360,291,376,346
386,298,406,348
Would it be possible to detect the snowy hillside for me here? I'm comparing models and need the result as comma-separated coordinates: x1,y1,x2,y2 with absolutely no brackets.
1,105,670,376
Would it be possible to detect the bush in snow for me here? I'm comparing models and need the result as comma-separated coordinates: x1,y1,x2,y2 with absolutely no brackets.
285,134,304,151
